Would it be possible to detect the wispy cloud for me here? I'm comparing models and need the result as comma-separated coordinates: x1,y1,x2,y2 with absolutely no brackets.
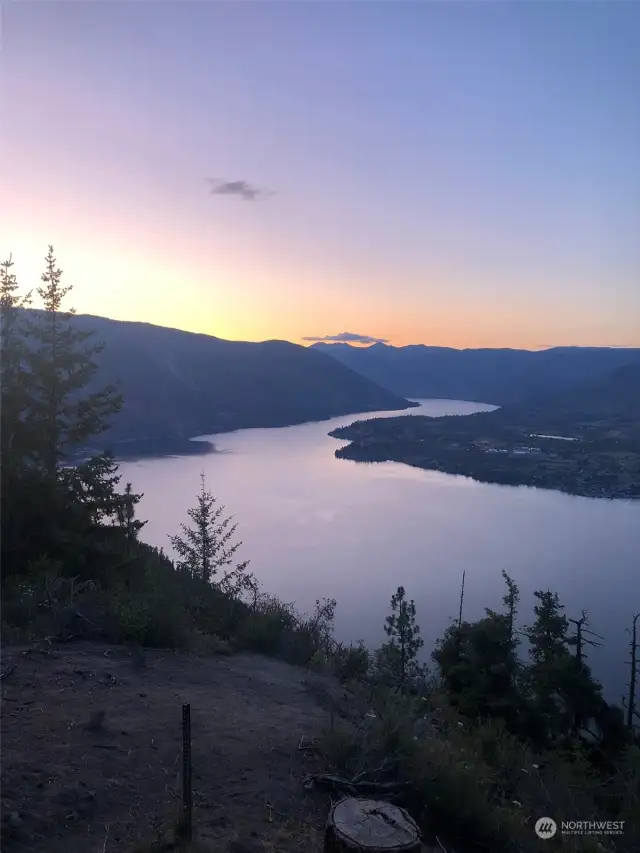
302,332,389,345
207,178,273,201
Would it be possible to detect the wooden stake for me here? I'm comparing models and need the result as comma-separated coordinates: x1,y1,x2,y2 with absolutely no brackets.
182,703,192,841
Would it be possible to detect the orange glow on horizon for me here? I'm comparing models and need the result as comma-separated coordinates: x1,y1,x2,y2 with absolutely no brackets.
1,230,639,353
2,2,638,356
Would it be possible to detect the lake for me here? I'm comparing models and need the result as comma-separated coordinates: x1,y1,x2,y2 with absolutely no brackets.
117,399,640,701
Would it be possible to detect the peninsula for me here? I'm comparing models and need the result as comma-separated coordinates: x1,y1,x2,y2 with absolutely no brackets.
330,365,640,500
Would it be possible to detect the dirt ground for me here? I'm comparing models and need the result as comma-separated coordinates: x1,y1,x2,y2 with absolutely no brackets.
1,642,352,853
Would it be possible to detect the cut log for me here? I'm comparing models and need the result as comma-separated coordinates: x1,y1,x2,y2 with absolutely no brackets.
325,797,421,853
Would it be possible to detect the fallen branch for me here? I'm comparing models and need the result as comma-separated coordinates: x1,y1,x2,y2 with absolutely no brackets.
304,773,411,800
352,759,390,784
305,773,358,796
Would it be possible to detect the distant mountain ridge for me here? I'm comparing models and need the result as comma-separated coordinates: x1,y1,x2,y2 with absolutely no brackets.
47,314,416,452
311,342,640,405
490,362,640,432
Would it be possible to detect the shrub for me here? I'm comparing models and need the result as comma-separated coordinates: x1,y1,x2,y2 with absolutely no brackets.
235,594,297,655
318,688,640,853
235,596,340,666
332,641,371,682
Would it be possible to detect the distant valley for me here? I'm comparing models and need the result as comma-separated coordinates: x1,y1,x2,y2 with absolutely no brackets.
46,313,639,476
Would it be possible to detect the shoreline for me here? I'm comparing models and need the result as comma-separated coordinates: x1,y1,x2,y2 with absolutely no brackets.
330,412,640,501
334,443,640,501
95,400,422,462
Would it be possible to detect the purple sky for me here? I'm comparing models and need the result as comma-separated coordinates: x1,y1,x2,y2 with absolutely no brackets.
1,1,638,347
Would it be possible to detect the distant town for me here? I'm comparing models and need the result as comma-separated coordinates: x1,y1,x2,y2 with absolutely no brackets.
330,407,640,501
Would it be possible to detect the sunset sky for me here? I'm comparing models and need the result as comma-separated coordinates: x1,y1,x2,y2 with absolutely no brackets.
1,2,638,349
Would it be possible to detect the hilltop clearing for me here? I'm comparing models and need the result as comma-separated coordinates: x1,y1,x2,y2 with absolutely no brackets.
1,642,351,853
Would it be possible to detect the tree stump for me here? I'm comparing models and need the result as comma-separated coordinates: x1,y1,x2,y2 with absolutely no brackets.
324,797,421,853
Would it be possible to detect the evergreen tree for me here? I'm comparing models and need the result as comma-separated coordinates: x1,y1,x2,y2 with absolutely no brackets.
527,590,568,671
63,454,145,538
25,246,122,476
383,585,424,685
1,254,32,473
485,570,521,687
116,482,147,542
169,473,252,595
1,247,139,578
433,571,523,727
502,570,520,647
525,590,570,736
525,590,602,739
434,617,512,717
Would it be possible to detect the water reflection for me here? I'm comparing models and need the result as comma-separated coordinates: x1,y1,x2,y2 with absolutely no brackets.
118,399,639,700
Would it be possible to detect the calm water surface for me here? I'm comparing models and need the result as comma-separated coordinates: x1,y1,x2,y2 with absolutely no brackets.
118,400,640,700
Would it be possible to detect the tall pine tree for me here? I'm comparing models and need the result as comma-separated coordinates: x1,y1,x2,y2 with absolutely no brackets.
485,570,521,689
383,585,424,686
1,254,32,473
25,246,122,476
1,247,140,577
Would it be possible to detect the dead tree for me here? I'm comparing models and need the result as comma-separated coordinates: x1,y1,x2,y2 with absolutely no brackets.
452,570,466,662
457,570,466,629
568,611,603,734
622,613,639,731
568,610,603,669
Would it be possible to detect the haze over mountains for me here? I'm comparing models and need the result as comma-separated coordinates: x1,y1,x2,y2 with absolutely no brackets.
312,342,640,406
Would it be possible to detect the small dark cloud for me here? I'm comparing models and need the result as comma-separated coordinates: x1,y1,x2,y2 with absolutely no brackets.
302,332,389,345
207,178,273,201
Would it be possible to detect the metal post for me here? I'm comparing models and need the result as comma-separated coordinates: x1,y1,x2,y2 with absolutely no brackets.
182,703,192,841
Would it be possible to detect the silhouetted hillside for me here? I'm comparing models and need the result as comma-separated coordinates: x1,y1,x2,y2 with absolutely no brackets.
49,314,416,454
490,362,640,434
312,342,640,405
